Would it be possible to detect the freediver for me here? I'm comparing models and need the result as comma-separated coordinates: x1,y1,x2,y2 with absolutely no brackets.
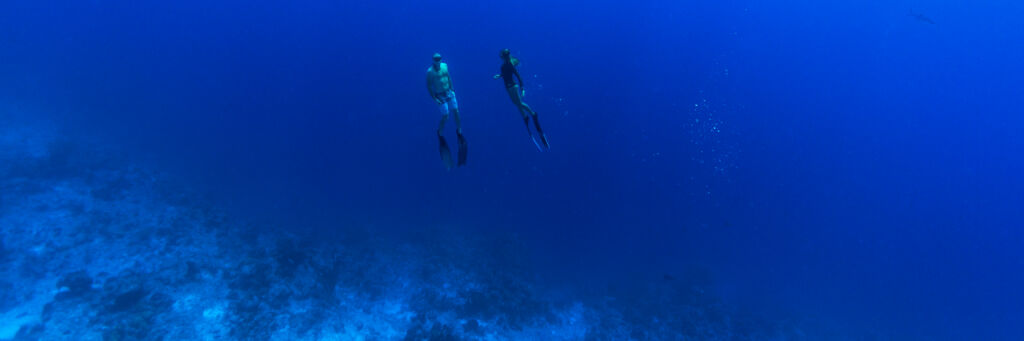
496,49,549,150
426,53,467,168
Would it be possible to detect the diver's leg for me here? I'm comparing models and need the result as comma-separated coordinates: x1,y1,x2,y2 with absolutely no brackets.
519,102,537,117
456,121,467,166
508,86,532,134
453,109,463,136
506,85,519,102
449,93,462,136
517,99,547,148
518,103,538,136
521,114,531,134
437,102,454,168
531,113,544,134
451,102,466,165
511,85,538,117
437,102,449,136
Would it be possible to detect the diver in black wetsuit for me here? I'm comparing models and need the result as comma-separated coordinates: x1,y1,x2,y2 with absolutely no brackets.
496,49,549,149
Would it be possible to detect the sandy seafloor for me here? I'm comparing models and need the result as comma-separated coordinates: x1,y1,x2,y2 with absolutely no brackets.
0,121,823,340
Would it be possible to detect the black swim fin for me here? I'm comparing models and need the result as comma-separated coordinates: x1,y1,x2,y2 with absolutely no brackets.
531,115,550,150
439,136,454,170
529,134,544,151
457,133,467,166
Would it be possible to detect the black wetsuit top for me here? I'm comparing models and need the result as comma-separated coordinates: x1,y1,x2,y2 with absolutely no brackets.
500,61,521,88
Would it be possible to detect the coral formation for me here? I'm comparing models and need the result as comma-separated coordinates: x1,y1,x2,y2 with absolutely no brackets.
0,122,797,340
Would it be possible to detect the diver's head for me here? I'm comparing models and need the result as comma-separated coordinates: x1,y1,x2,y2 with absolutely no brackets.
432,53,442,66
500,49,511,61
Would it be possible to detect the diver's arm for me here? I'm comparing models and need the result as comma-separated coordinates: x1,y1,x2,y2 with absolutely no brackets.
514,69,527,97
427,74,440,103
445,65,454,91
426,74,433,97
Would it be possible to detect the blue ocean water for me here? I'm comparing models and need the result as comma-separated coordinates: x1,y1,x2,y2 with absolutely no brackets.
1,0,1022,339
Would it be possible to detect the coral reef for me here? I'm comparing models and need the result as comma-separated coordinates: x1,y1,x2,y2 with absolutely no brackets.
0,122,795,340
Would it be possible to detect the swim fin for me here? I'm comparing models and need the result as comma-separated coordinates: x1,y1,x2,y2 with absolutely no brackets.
529,134,544,151
531,115,550,150
439,135,454,170
457,133,467,166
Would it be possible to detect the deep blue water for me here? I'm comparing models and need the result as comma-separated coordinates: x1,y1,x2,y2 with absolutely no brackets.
2,0,1022,339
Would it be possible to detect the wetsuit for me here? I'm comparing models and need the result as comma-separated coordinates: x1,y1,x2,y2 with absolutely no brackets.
500,61,522,89
499,57,548,148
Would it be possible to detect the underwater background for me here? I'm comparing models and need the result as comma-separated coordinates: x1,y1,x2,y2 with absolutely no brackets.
1,0,1022,340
